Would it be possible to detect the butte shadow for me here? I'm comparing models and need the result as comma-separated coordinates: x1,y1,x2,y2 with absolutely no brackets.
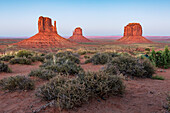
13,16,77,48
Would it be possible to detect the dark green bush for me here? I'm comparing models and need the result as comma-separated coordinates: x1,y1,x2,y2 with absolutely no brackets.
36,72,125,109
0,76,34,91
0,55,15,61
149,46,170,68
151,75,165,80
16,50,32,58
85,52,119,65
56,51,79,58
9,58,32,65
0,62,12,72
104,56,155,78
29,56,45,62
28,69,56,80
56,55,80,64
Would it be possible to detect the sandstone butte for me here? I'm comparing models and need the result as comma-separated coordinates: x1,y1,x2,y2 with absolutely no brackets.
68,27,92,43
14,16,76,48
118,23,152,43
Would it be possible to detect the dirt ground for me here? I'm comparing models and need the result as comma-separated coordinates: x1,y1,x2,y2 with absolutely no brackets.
0,59,170,113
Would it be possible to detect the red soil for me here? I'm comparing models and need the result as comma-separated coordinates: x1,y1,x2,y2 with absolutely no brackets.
0,59,169,113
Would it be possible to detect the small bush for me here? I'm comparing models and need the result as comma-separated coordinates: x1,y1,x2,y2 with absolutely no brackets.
9,58,32,65
151,75,165,80
16,50,32,58
0,55,15,61
29,69,56,80
85,52,119,65
145,48,150,51
104,56,155,78
45,60,83,75
36,72,125,109
56,51,79,58
0,76,34,91
0,62,12,73
29,56,45,62
84,55,90,59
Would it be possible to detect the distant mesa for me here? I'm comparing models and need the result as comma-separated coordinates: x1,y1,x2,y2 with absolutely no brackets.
68,27,92,43
14,16,76,48
118,23,152,43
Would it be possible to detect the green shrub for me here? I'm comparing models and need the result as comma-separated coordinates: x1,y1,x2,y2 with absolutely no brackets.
45,60,83,75
149,46,170,68
16,50,32,58
56,55,80,64
84,55,90,59
9,58,32,65
36,72,125,109
29,69,56,80
0,62,12,72
151,75,165,80
56,51,79,58
104,56,155,78
0,76,34,91
85,52,119,65
145,48,150,51
0,55,15,61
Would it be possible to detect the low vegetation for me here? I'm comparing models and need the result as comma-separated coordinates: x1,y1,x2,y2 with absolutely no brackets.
16,50,32,58
0,61,12,73
0,55,15,61
85,52,119,65
0,76,34,91
36,72,125,109
9,57,32,65
104,56,155,78
151,75,165,80
29,69,56,80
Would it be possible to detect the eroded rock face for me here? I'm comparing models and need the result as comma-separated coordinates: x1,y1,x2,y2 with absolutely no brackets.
118,23,152,43
69,27,91,42
38,16,57,33
14,16,76,48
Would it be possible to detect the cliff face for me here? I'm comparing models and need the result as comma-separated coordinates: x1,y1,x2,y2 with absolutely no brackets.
69,27,92,43
118,23,152,43
14,16,76,48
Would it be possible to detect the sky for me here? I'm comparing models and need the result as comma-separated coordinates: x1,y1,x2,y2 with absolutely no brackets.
0,0,170,37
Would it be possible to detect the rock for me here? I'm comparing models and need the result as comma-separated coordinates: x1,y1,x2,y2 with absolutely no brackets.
118,23,152,43
68,27,92,43
13,16,76,48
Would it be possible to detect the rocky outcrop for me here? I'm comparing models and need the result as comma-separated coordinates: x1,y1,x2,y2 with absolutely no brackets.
14,16,76,48
69,27,92,43
118,23,152,43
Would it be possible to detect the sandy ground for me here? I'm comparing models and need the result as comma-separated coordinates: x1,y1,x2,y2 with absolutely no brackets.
0,59,170,113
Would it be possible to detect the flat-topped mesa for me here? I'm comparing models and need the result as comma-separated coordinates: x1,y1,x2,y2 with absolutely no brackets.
124,23,142,36
68,27,92,42
38,16,57,33
118,23,152,43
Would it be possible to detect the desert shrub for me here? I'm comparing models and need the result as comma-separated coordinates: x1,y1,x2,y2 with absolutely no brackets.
16,50,32,58
56,51,79,58
0,55,15,61
45,60,83,75
84,55,90,59
29,56,45,62
29,69,56,80
149,46,170,68
167,94,170,112
104,56,155,78
9,57,32,65
145,48,150,51
78,51,87,55
44,53,55,60
57,55,80,64
85,52,119,65
0,76,34,91
0,62,12,72
151,75,165,80
36,72,125,109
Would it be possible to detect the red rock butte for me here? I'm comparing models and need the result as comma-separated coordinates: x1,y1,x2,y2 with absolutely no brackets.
68,27,92,43
118,23,152,43
14,16,76,48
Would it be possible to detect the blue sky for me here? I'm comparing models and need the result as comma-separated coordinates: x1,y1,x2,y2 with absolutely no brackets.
0,0,170,37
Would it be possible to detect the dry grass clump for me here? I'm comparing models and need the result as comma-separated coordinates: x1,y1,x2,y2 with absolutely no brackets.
36,72,125,109
0,75,34,91
104,56,155,78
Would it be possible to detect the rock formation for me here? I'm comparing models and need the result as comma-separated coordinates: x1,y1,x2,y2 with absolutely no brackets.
14,16,76,48
118,23,152,43
68,27,92,43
